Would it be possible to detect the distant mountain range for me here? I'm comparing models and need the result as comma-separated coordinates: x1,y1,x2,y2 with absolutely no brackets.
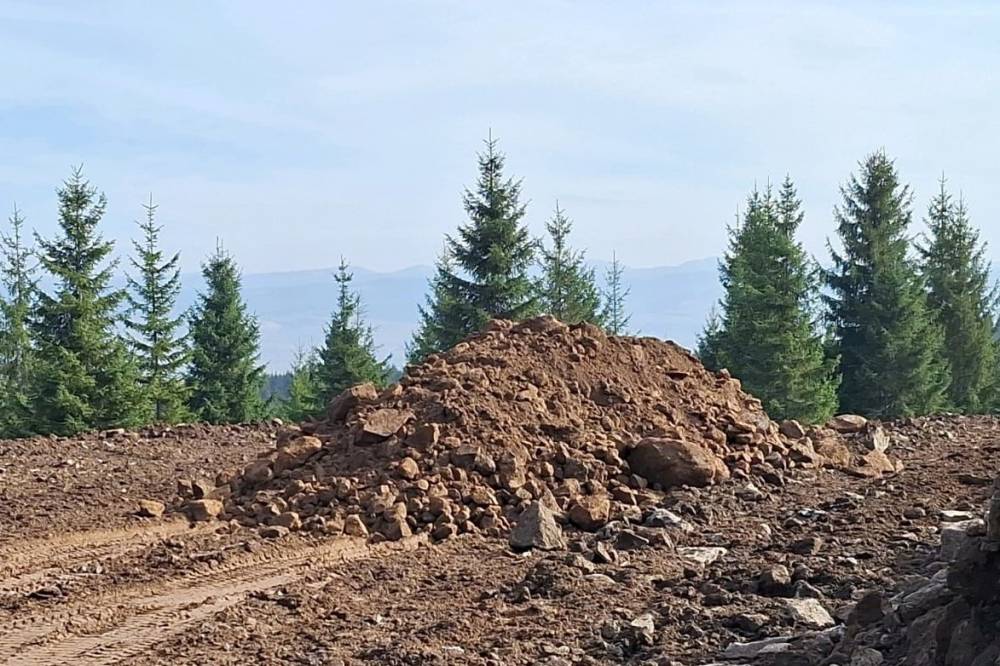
172,258,724,371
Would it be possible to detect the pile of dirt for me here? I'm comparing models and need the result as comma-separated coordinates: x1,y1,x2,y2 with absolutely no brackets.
218,316,894,543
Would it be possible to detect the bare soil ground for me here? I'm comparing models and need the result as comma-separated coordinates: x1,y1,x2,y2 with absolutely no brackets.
2,415,996,665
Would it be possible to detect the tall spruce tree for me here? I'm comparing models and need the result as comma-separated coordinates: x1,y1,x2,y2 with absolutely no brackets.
314,258,389,405
918,179,998,412
0,205,37,436
701,181,838,423
826,151,949,418
187,245,264,423
125,196,189,423
31,167,143,434
600,252,631,335
537,203,602,324
413,134,537,359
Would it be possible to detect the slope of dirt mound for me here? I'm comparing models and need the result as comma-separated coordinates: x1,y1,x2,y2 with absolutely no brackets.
223,317,881,543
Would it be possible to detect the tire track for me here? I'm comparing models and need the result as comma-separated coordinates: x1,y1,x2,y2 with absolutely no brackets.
0,521,206,599
1,534,425,665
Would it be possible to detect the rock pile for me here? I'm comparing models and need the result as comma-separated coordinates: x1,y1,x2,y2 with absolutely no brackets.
216,317,893,544
724,476,1000,666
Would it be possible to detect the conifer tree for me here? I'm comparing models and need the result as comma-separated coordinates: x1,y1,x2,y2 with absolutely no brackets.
537,203,602,324
187,245,264,424
281,348,322,422
413,134,537,359
314,258,389,405
31,167,143,434
125,196,189,423
702,181,838,423
826,151,949,418
918,179,998,412
600,252,631,335
408,250,471,364
0,205,37,436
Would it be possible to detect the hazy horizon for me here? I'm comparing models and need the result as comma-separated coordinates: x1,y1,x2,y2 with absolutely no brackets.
2,2,1000,276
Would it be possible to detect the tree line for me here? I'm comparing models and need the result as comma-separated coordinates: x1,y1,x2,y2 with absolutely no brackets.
0,138,630,436
698,150,998,423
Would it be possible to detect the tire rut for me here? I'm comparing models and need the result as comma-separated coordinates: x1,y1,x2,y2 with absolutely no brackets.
0,521,207,599
1,534,425,665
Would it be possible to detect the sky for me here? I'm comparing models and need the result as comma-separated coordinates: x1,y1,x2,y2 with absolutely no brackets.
0,1,999,274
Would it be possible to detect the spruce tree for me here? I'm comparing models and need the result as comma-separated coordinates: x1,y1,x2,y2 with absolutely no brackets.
0,205,37,436
702,181,838,423
537,203,602,324
600,252,631,335
413,134,537,359
408,250,472,363
314,258,389,405
826,151,949,418
918,179,998,412
125,196,189,423
31,167,143,434
187,245,265,424
282,348,322,422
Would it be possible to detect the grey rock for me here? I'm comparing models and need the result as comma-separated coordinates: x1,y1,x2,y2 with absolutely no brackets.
509,501,566,551
783,598,835,628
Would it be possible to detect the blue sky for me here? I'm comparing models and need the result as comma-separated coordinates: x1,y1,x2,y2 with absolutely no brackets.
0,1,998,274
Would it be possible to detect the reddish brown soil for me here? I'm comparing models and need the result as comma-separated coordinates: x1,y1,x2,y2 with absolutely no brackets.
0,423,276,546
2,415,996,665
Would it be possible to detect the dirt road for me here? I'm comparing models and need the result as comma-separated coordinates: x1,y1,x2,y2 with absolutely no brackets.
1,521,424,666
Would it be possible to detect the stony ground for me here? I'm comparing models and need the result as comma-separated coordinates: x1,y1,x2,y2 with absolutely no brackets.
2,414,997,665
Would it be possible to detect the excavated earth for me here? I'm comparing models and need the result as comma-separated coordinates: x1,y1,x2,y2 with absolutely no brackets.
2,321,998,665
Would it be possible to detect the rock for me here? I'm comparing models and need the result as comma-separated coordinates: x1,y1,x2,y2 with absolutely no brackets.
940,509,975,522
328,382,378,421
273,511,301,531
406,422,440,449
828,414,868,433
897,580,953,622
397,456,420,480
450,446,495,474
815,437,853,467
736,483,766,502
359,409,412,442
756,564,792,596
678,546,727,567
848,450,897,478
381,517,412,541
510,501,566,551
260,525,290,539
343,514,369,537
783,598,834,628
191,478,214,500
862,425,890,453
847,591,889,627
790,536,824,555
903,506,927,519
626,613,656,647
625,438,730,488
722,636,794,660
644,508,692,531
940,519,985,561
779,420,807,439
243,459,273,485
274,436,323,474
568,495,611,531
614,530,652,551
176,478,193,498
850,647,885,666
136,499,166,518
185,499,224,522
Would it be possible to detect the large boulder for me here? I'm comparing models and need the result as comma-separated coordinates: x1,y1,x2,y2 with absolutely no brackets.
358,408,413,443
827,414,868,434
625,438,729,488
